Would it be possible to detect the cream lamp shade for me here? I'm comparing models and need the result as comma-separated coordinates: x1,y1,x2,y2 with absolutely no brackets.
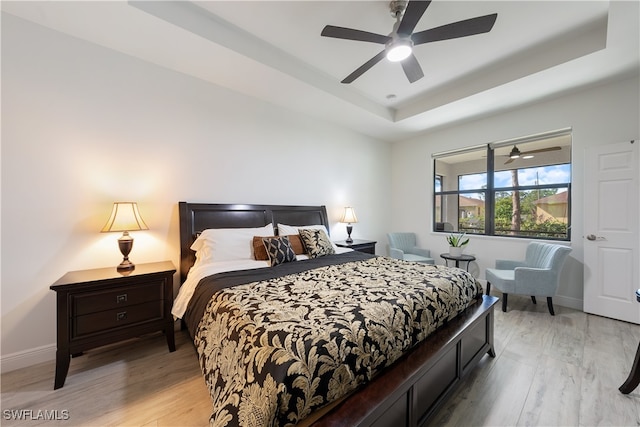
340,207,358,243
101,202,149,271
340,207,358,224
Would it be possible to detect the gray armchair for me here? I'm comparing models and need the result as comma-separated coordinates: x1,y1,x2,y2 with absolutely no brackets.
387,232,434,264
485,242,571,315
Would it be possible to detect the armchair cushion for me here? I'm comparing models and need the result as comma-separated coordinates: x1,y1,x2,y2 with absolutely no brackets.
403,254,435,264
410,247,431,258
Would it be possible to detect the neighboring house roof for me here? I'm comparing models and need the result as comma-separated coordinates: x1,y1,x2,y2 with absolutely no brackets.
534,191,568,205
460,195,485,207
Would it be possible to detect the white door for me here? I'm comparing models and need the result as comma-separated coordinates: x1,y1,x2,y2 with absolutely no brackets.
583,140,639,324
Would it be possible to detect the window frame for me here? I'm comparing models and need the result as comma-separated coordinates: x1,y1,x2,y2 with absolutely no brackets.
434,174,443,224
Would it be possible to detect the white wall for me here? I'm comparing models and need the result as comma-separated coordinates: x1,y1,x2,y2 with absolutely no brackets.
391,74,640,309
0,14,392,370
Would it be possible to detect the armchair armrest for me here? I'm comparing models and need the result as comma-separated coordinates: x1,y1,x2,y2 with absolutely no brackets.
389,248,405,260
410,247,431,258
496,259,527,270
514,267,555,296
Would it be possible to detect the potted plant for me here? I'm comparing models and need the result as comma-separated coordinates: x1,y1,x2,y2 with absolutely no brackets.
446,232,469,257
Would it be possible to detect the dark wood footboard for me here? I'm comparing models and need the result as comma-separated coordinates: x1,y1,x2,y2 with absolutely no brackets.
312,294,499,427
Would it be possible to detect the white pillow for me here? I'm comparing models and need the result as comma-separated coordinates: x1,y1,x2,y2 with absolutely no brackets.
191,224,274,263
277,223,339,251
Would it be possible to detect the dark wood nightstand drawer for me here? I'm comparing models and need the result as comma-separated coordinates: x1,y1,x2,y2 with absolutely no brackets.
73,282,163,316
74,301,164,337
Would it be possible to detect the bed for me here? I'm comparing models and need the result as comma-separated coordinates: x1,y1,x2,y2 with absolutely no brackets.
176,202,498,427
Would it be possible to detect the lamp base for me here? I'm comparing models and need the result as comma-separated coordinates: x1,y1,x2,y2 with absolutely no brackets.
346,224,353,243
117,259,135,271
117,231,135,271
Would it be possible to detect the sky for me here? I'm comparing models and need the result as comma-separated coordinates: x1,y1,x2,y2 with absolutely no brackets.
458,164,571,191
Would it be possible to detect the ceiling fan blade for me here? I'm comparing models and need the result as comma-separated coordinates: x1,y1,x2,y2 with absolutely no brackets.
401,54,424,83
412,13,498,45
504,146,562,164
321,25,390,44
397,1,432,36
341,50,386,84
520,146,562,155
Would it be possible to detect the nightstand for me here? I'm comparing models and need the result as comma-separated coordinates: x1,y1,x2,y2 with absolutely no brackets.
50,261,176,389
334,239,377,254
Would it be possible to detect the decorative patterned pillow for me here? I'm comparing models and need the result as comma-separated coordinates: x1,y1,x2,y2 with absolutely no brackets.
282,234,306,255
262,236,297,266
277,223,339,252
253,235,275,260
298,228,335,258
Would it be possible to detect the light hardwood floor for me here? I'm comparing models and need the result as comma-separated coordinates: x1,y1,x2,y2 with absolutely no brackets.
2,294,640,426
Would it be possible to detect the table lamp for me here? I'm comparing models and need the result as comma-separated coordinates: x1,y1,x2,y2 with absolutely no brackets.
101,202,149,271
340,207,358,243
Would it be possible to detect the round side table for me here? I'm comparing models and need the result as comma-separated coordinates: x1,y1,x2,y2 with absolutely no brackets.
440,253,476,271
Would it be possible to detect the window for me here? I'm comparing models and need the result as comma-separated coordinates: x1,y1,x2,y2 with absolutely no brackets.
433,129,572,240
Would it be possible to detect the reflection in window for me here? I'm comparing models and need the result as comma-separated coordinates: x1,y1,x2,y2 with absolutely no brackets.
434,146,487,234
434,175,443,223
433,130,572,240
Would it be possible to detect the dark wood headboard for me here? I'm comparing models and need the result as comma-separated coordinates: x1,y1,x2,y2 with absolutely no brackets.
178,202,329,283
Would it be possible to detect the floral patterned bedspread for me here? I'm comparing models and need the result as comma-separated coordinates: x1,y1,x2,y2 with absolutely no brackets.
188,252,482,426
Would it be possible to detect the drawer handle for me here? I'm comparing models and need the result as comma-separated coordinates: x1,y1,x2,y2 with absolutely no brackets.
116,312,127,321
116,294,128,304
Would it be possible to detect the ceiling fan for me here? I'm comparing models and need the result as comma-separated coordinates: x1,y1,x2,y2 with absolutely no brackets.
321,0,498,84
504,145,562,164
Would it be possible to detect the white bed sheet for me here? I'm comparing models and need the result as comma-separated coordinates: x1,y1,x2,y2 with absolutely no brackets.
172,247,353,318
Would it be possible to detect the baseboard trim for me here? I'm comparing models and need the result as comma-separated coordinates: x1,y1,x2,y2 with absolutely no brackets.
1,344,56,373
553,295,583,311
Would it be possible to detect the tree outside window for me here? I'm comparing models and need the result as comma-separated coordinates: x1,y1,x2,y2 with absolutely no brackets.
493,165,570,239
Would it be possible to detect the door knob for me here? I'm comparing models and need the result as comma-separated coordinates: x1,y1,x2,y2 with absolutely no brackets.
586,234,606,241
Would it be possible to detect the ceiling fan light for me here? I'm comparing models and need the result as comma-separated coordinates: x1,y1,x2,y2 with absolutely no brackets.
386,40,412,62
509,146,521,159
